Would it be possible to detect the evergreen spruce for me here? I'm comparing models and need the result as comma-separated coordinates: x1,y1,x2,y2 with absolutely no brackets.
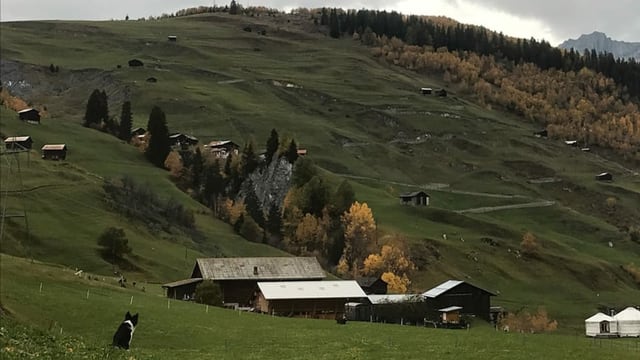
117,101,133,141
145,106,171,168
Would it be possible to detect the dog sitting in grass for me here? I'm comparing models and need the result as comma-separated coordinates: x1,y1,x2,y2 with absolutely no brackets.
112,311,139,350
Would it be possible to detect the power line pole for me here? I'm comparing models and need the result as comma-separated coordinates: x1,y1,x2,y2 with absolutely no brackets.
0,144,32,259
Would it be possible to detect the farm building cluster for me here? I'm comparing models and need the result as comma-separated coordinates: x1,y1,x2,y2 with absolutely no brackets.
3,108,70,160
585,307,640,338
163,257,497,325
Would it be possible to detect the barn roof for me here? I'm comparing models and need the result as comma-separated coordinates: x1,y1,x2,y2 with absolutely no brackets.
399,191,429,198
585,312,615,323
439,306,463,312
422,280,496,298
41,144,66,151
367,294,421,304
161,277,203,288
597,172,611,177
194,257,326,280
18,108,37,114
4,136,31,142
257,280,367,300
356,277,385,287
614,307,640,321
205,140,237,148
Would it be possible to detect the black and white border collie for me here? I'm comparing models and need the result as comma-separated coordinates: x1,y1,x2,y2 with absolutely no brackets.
112,311,139,350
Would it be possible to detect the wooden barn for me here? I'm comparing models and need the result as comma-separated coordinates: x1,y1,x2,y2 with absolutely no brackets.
422,280,496,321
41,144,67,160
352,294,426,324
162,278,203,300
18,108,40,123
167,35,177,41
181,257,326,306
253,280,368,318
204,140,240,158
356,276,388,295
595,172,613,181
436,89,447,97
399,191,430,206
564,140,578,147
533,129,548,138
421,87,433,95
4,136,33,151
131,127,146,137
169,133,199,149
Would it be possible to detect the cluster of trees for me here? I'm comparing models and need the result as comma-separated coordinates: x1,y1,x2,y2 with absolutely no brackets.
97,226,132,264
82,89,132,142
317,9,639,99
374,38,640,159
103,175,195,233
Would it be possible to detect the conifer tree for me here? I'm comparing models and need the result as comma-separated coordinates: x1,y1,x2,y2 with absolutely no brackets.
329,8,340,39
145,106,171,168
265,128,279,164
117,101,133,141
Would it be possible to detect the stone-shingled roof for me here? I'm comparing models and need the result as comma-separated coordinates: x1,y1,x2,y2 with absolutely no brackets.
192,257,326,281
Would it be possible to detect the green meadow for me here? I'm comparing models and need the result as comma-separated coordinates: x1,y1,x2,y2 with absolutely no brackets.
1,255,638,359
1,11,639,355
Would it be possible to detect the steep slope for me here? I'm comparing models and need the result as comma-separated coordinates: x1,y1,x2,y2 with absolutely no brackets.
559,31,640,60
1,13,639,329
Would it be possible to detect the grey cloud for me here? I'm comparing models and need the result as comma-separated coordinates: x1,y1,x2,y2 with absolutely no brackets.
459,0,640,42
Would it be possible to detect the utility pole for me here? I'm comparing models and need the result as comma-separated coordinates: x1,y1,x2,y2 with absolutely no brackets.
0,144,31,259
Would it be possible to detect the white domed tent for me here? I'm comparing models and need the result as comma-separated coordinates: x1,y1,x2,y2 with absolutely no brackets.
614,307,640,337
585,312,618,337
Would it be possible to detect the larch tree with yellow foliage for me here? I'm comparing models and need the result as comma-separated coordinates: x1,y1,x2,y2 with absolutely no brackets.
363,244,415,293
340,202,376,274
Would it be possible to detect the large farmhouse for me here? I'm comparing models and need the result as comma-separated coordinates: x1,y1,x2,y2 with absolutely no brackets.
422,280,496,321
254,280,368,318
163,257,326,305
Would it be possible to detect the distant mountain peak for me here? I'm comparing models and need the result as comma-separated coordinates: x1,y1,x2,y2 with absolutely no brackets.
559,32,640,60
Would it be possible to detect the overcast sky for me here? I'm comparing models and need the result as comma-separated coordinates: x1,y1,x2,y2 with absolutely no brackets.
1,0,638,45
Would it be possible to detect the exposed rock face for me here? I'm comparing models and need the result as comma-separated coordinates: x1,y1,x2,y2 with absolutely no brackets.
559,32,640,60
240,156,293,213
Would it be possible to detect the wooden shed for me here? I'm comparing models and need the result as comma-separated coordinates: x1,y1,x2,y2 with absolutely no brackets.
204,140,240,158
422,280,496,321
421,87,433,95
4,136,33,151
169,133,199,149
399,191,430,206
595,172,613,181
41,144,67,160
439,306,463,324
18,108,40,123
187,257,326,306
162,278,203,300
356,276,388,295
253,280,368,318
131,127,146,137
167,35,177,41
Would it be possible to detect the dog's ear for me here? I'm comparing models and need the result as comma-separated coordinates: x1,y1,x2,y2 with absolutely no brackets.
131,313,139,326
125,311,132,320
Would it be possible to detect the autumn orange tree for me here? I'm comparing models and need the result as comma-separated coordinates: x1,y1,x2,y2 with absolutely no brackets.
362,243,416,293
520,231,539,257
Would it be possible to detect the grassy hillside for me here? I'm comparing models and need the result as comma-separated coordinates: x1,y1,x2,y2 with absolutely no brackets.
1,12,639,332
1,255,638,360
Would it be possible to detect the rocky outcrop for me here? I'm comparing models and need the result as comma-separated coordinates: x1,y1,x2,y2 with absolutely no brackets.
240,156,293,213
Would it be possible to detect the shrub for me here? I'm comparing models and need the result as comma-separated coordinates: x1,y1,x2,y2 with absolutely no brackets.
194,280,223,306
499,307,558,333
